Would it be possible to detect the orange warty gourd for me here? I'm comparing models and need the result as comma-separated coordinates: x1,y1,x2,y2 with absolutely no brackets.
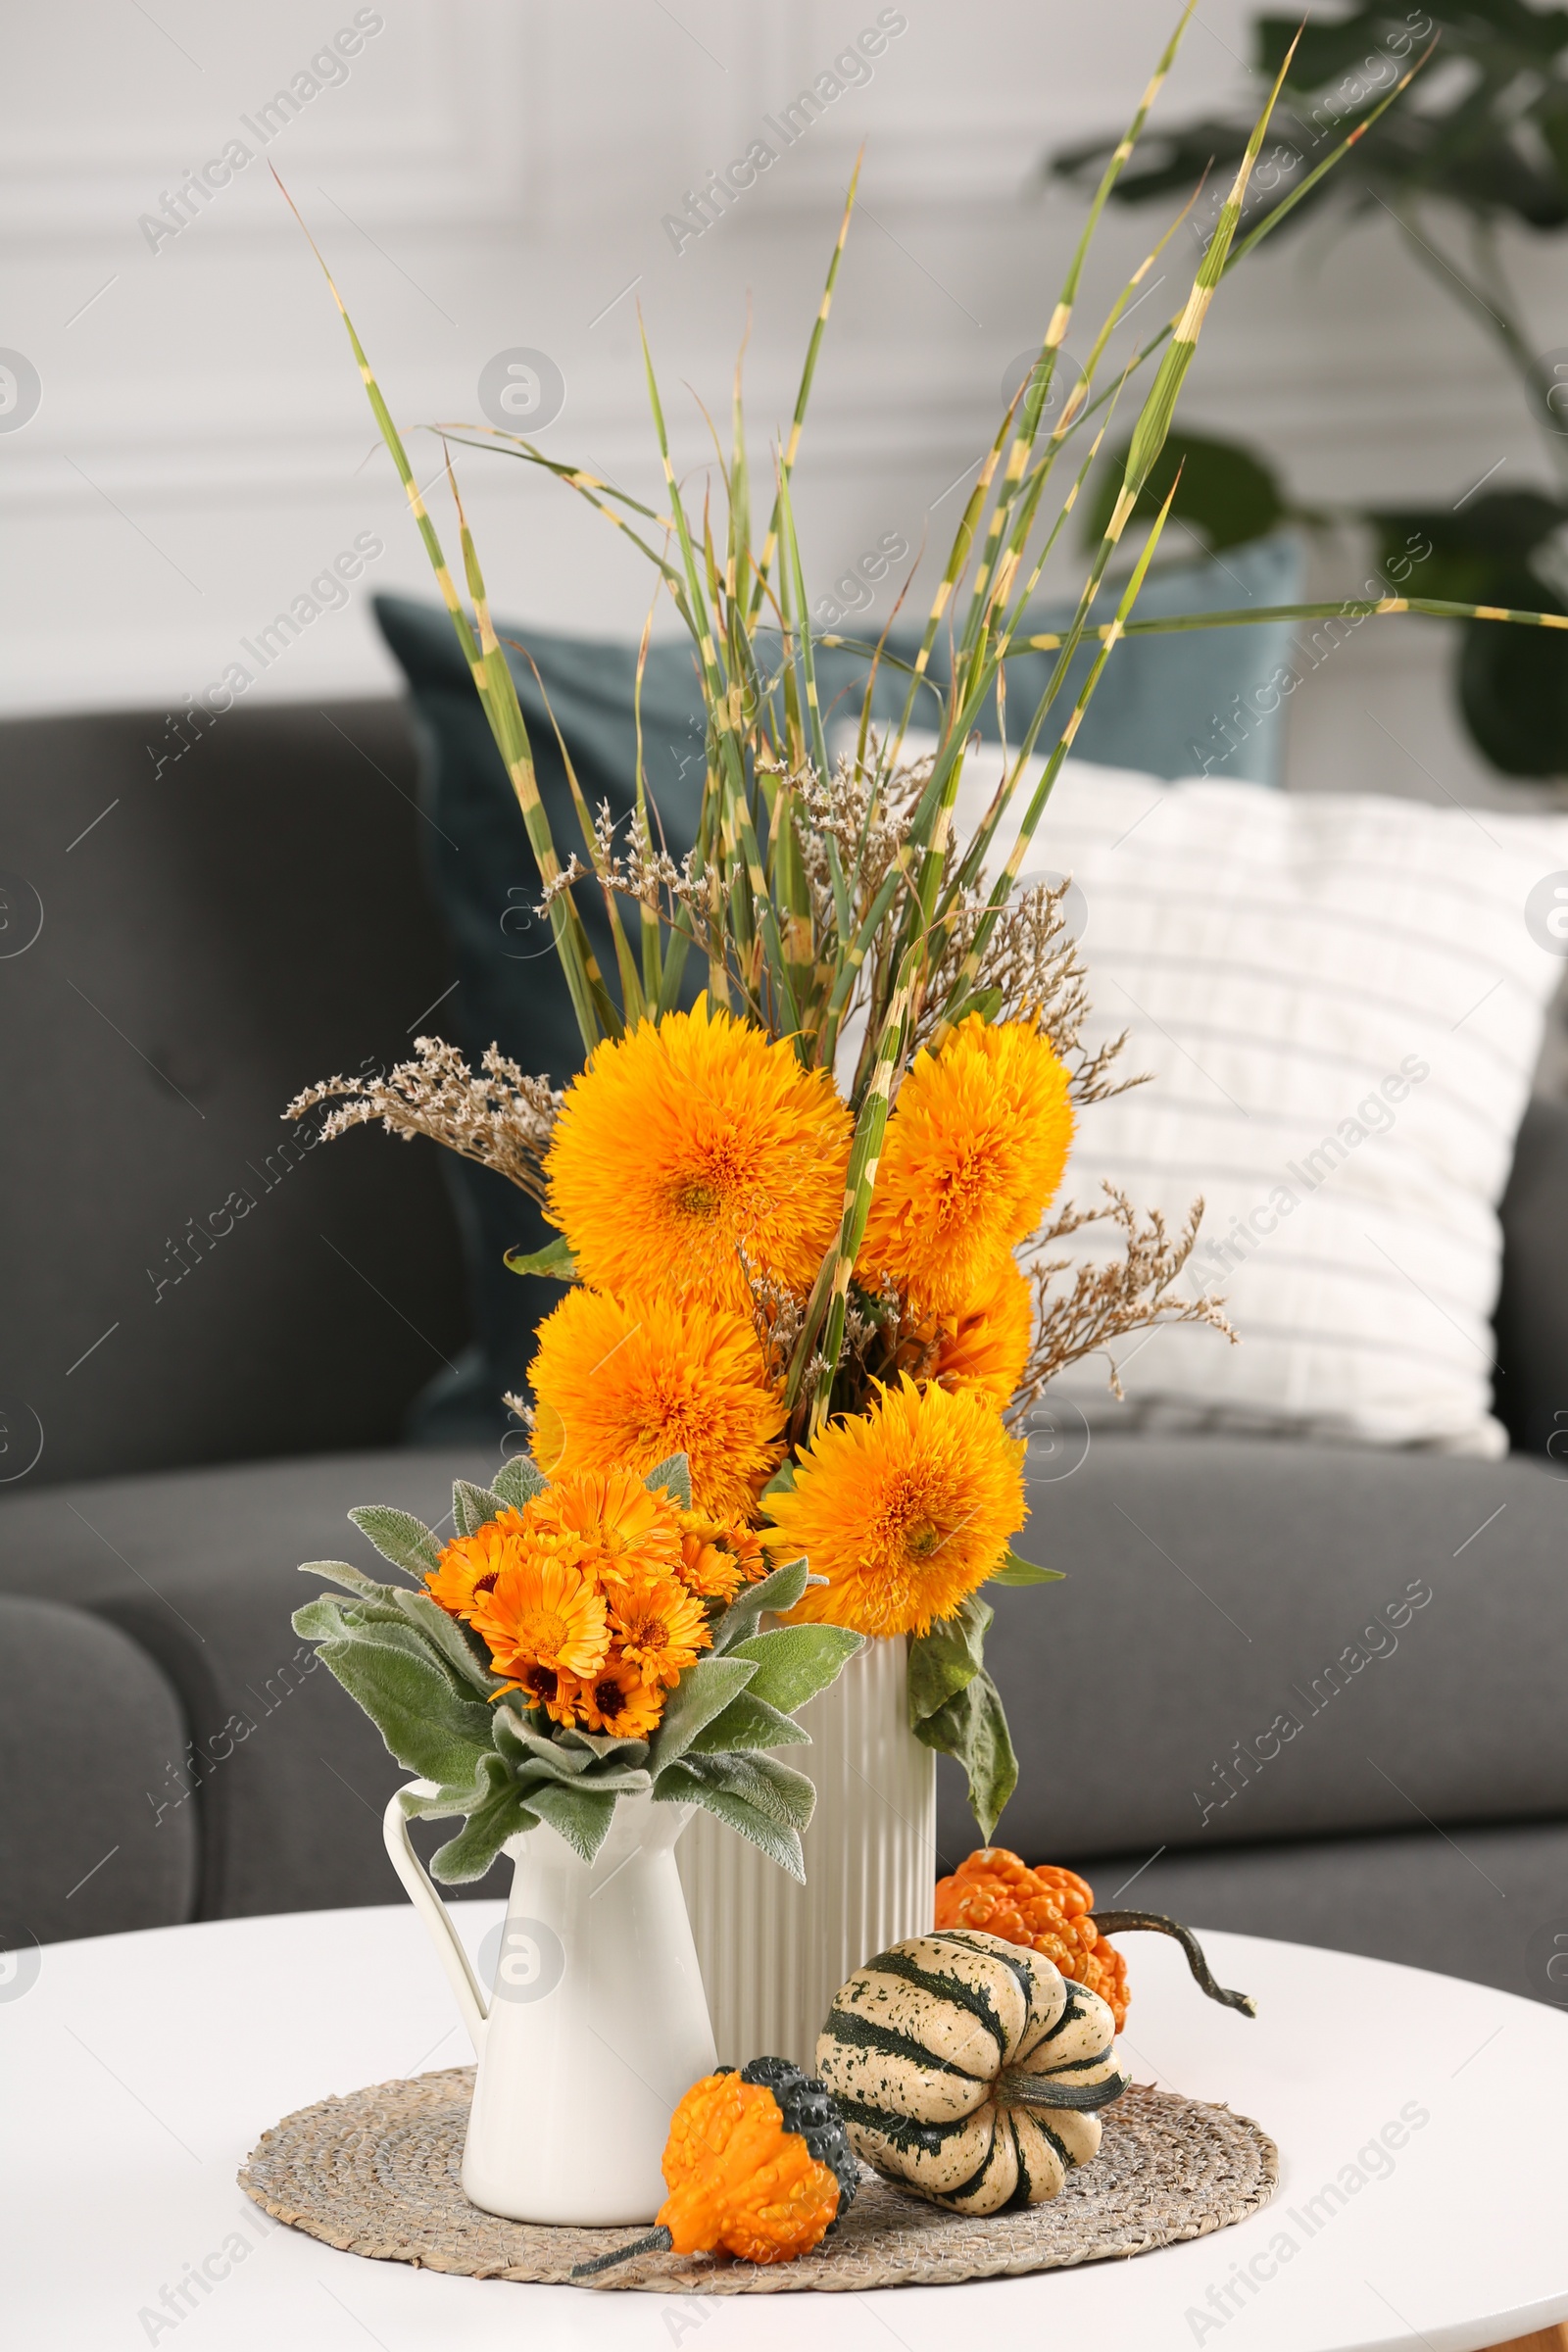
934,1848,1131,2030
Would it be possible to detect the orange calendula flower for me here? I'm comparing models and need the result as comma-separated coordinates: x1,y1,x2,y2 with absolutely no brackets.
676,1510,768,1604
576,1651,666,1740
765,1374,1027,1638
523,1464,683,1586
528,1285,785,1521
858,1014,1073,1315
606,1569,713,1688
926,1252,1034,1409
424,1509,531,1620
542,996,852,1313
470,1552,610,1714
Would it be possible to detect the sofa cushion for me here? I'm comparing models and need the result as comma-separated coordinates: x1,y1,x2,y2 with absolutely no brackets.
1069,1820,1568,2008
0,1447,494,1923
937,1435,1568,1867
0,701,469,1489
0,1596,199,1947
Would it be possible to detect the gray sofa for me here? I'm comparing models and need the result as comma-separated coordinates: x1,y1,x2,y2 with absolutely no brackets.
2,701,1564,2010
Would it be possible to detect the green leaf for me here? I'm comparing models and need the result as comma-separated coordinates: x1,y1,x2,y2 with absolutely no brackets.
1458,563,1568,777
907,1592,993,1728
704,1750,816,1833
728,1624,862,1713
524,1780,618,1864
988,1550,1066,1588
643,1452,692,1508
297,1558,391,1601
710,1556,810,1653
391,1589,499,1695
348,1504,442,1583
316,1638,496,1787
685,1690,808,1754
653,1762,806,1881
503,1233,576,1280
493,1455,548,1508
452,1479,506,1539
760,1460,796,1500
912,1667,1018,1842
292,1594,402,1642
644,1656,758,1772
429,1778,540,1884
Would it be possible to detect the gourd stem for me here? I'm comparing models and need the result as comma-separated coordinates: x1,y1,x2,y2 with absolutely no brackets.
569,2225,674,2280
999,2068,1130,2111
1091,1910,1257,2018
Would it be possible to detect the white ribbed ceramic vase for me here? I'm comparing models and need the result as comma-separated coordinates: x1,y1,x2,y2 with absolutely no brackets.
676,1635,936,2067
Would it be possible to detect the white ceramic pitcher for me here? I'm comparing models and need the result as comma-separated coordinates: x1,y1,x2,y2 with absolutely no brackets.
383,1782,716,2224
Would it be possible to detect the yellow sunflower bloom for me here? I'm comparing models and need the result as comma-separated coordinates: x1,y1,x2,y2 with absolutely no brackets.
605,1568,714,1688
576,1651,666,1740
543,996,852,1312
522,1465,683,1586
424,1509,529,1620
764,1374,1027,1638
675,1510,768,1604
528,1285,785,1521
858,1014,1073,1315
926,1253,1035,1410
470,1552,610,1717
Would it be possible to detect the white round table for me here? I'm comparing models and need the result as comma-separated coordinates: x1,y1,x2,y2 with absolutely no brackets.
4,1902,1565,2351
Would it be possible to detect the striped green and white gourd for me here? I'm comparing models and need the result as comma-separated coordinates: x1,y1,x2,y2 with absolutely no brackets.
814,1927,1129,2214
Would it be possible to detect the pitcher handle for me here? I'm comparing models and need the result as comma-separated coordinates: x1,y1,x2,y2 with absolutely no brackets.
382,1781,489,2055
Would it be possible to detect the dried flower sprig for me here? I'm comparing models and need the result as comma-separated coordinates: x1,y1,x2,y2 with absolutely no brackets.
287,1038,563,1206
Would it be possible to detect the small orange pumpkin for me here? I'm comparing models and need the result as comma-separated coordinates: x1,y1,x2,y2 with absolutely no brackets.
935,1848,1131,2028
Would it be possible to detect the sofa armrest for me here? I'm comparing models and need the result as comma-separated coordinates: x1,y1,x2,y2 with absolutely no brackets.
1494,1094,1568,1460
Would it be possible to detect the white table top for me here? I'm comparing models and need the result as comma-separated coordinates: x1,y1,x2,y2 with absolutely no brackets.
4,1901,1565,2351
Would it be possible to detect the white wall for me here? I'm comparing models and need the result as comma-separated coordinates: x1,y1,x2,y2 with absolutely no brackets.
3,0,1563,807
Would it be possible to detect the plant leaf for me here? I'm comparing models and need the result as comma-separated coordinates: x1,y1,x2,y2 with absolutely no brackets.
297,1558,391,1601
391,1589,500,1694
524,1779,618,1865
642,1451,692,1508
685,1691,808,1753
493,1455,548,1508
912,1666,1018,1841
429,1778,540,1883
504,1233,576,1280
653,1761,807,1881
453,1479,506,1539
907,1592,994,1727
710,1556,810,1653
728,1624,861,1713
988,1550,1066,1588
348,1503,442,1583
644,1656,758,1772
315,1638,496,1787
760,1460,796,1500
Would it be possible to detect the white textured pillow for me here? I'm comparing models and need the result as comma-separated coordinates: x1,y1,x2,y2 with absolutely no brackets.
885,733,1568,1457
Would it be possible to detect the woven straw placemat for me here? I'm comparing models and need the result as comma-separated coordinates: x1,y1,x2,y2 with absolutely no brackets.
239,2065,1276,2293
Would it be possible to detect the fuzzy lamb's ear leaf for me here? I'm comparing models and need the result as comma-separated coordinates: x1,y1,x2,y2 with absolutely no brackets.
653,1761,806,1882
390,1589,499,1696
524,1780,618,1865
316,1637,496,1788
710,1556,810,1652
728,1624,861,1714
348,1504,442,1583
297,1558,393,1601
493,1455,548,1508
644,1655,758,1771
428,1774,540,1884
684,1690,808,1755
452,1479,507,1539
642,1452,692,1508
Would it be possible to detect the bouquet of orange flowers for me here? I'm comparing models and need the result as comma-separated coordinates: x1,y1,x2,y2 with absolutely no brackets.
289,12,1518,1839
294,1451,861,1881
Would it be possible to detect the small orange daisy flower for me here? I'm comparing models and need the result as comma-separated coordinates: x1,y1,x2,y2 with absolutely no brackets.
576,1651,666,1740
605,1568,713,1688
543,996,852,1313
470,1552,610,1712
676,1511,768,1604
858,1014,1074,1315
764,1374,1027,1638
528,1285,785,1521
424,1509,529,1620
